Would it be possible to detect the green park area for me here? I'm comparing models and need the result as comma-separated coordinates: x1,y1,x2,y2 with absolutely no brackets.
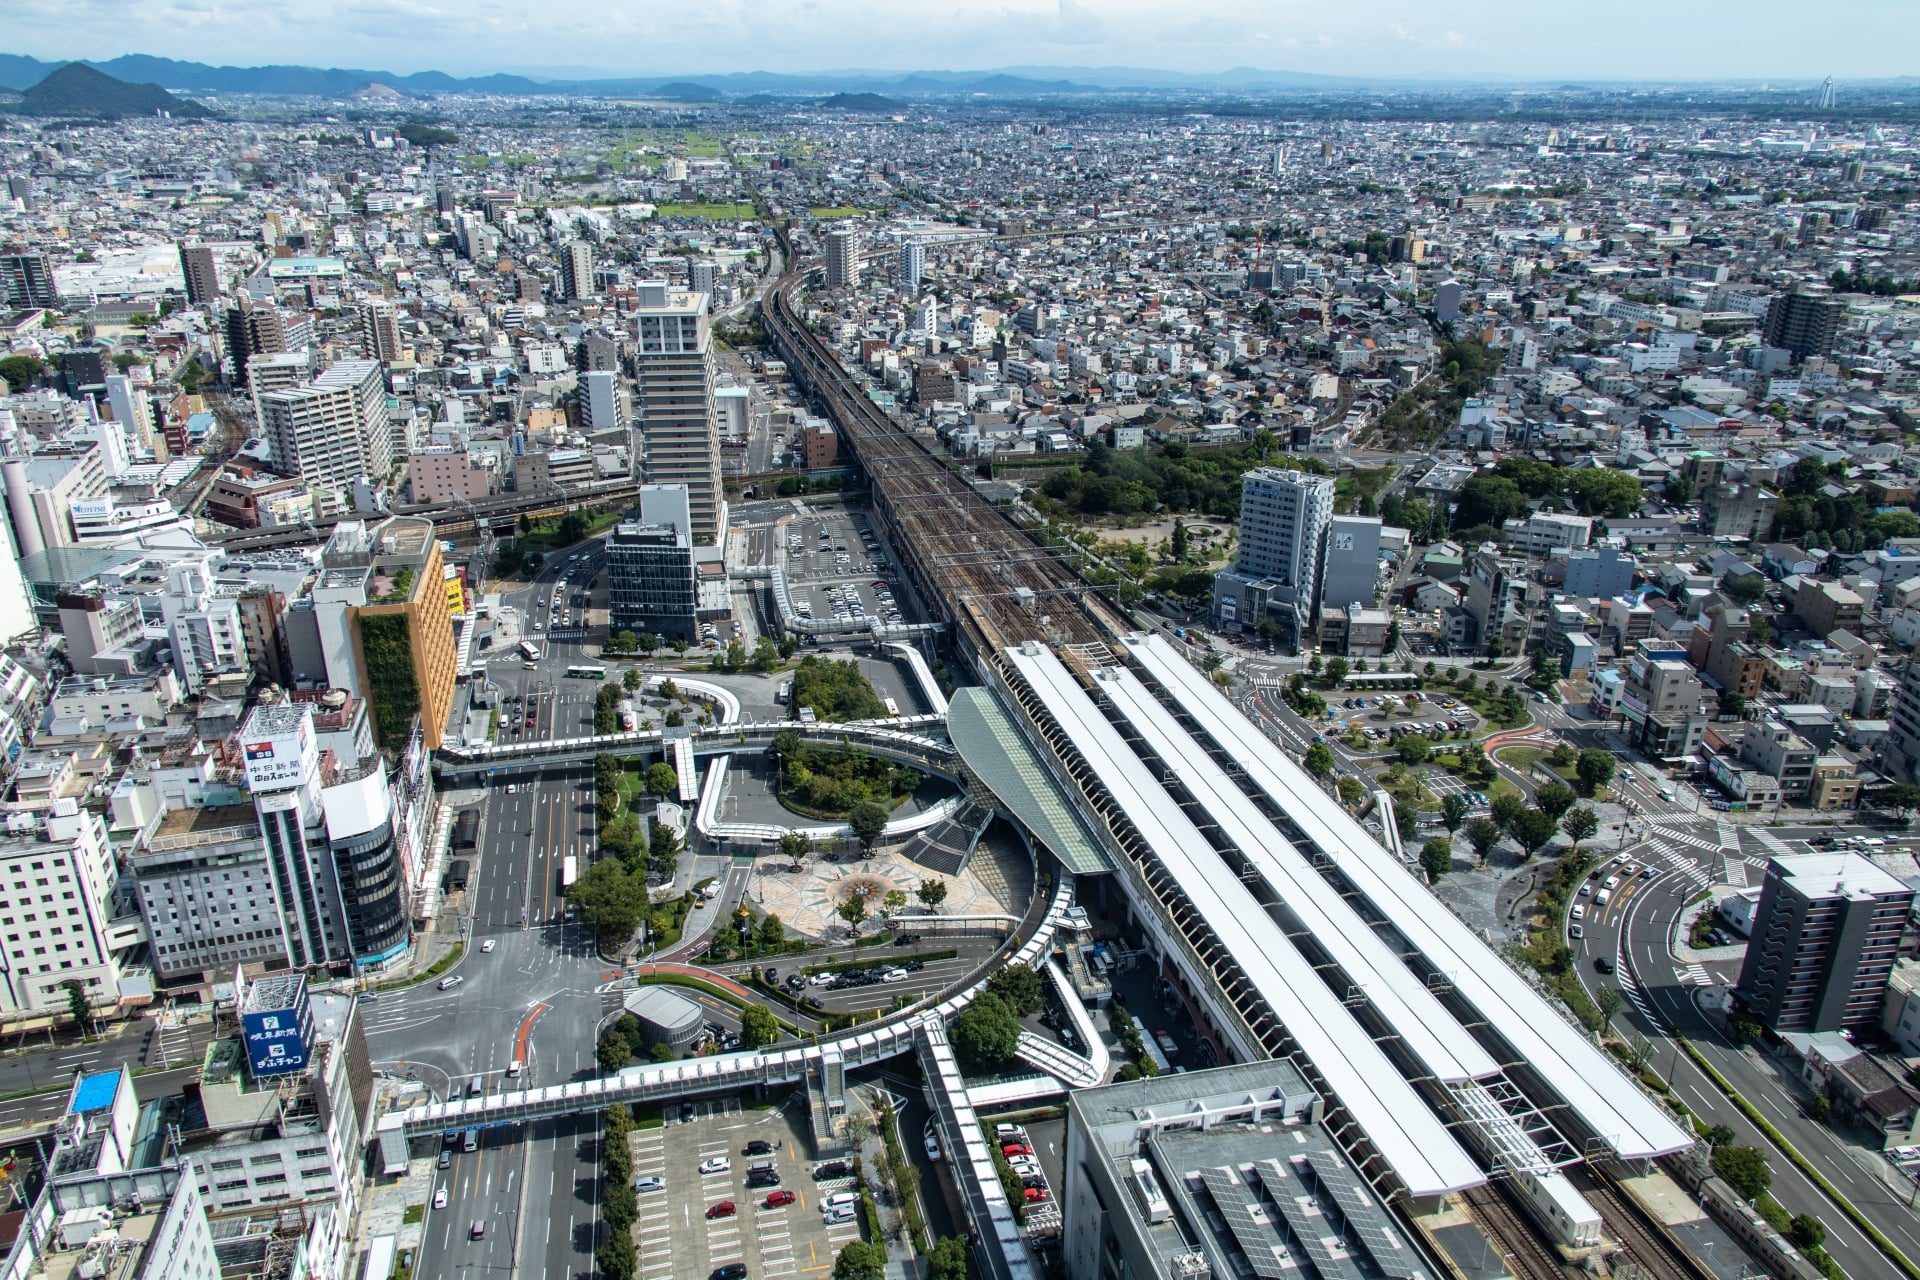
789,655,888,721
770,731,919,820
808,206,866,219
652,202,757,220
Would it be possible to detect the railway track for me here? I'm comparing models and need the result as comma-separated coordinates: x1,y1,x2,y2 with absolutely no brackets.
1462,1185,1580,1280
763,274,1127,657
1573,1169,1716,1280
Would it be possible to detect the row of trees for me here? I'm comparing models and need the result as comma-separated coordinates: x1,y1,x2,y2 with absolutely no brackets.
596,1104,639,1280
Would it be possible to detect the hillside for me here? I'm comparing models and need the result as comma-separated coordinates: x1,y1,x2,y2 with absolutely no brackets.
820,92,902,112
15,63,213,119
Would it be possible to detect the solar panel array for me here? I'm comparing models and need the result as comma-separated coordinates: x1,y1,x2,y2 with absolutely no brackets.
1198,1165,1302,1280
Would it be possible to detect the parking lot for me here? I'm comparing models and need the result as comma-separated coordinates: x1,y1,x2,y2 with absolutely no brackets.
781,510,909,630
630,1094,866,1280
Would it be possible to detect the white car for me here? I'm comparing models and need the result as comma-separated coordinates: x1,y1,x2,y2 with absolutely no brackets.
438,975,464,990
480,939,496,953
698,1157,730,1175
883,969,908,983
433,1186,448,1209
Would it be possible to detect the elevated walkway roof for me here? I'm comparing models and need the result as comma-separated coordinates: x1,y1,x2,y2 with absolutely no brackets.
948,687,1108,875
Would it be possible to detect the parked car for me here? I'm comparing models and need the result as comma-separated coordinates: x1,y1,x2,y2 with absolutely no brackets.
765,1190,797,1209
706,1201,736,1220
635,1176,665,1193
699,1157,730,1175
814,1161,851,1180
745,1139,774,1156
711,1267,749,1280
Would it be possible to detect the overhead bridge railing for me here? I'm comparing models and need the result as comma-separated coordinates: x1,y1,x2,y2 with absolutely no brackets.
389,880,1075,1140
436,715,954,772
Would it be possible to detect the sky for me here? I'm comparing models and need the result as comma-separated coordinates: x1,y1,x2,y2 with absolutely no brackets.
7,0,1918,83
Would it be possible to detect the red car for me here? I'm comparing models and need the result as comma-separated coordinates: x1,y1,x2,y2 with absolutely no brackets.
706,1201,736,1220
1002,1143,1031,1157
1024,1187,1050,1203
765,1190,796,1208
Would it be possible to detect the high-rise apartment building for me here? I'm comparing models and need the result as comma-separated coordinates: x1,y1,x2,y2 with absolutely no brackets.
1736,853,1912,1033
257,384,364,506
825,229,859,289
362,300,402,363
0,251,55,308
633,282,723,544
580,369,623,432
561,241,596,301
898,239,925,293
179,243,219,304
224,297,288,386
314,359,394,483
690,260,720,296
1763,291,1845,360
1210,467,1335,647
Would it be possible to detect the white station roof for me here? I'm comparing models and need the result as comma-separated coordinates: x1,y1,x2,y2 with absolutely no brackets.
1089,661,1501,1086
1122,633,1692,1162
1005,642,1486,1198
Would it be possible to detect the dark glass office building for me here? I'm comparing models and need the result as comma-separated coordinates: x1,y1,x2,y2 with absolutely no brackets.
607,520,698,642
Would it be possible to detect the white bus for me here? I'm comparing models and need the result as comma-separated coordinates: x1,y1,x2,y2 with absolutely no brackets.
560,855,578,894
882,697,900,717
519,640,542,664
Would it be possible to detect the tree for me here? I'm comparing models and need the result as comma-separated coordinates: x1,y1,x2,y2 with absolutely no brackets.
1303,741,1335,778
1420,839,1453,880
0,354,45,393
1703,1124,1736,1149
1465,817,1502,862
1395,734,1432,765
648,819,681,882
598,1027,634,1072
758,913,786,951
1711,1144,1773,1201
1719,690,1747,718
1507,808,1557,859
1324,656,1350,685
1454,474,1529,529
749,638,780,673
1575,749,1616,792
645,762,678,796
1595,984,1623,1027
623,667,643,692
1337,775,1365,808
1535,782,1576,822
950,993,1022,1072
883,888,907,916
1437,794,1467,836
565,859,649,943
1171,518,1189,561
1789,1214,1827,1252
848,801,889,848
597,1234,637,1280
927,1236,971,1280
1877,783,1920,822
1561,806,1599,848
833,1240,889,1280
1491,792,1526,830
637,631,660,655
986,965,1044,1016
63,980,90,1034
916,879,948,910
1562,468,1644,517
836,896,868,935
740,1002,781,1048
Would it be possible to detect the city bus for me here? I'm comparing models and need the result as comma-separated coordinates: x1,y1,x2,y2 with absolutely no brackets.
564,665,607,680
560,855,578,894
518,640,542,664
881,697,900,717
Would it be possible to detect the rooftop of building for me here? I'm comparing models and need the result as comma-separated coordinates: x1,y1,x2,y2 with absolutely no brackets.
243,973,307,1015
150,803,258,846
239,701,309,739
1771,852,1913,901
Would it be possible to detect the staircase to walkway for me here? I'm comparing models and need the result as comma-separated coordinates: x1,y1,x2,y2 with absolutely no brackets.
903,800,993,875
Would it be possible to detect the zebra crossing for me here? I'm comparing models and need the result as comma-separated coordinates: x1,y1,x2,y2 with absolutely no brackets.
1644,838,1716,890
1676,962,1713,986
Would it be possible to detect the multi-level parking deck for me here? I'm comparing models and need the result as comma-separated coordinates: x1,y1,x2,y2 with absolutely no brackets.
1003,641,1486,1200
1119,633,1691,1164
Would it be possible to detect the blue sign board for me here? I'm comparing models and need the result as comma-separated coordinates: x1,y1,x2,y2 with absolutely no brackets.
242,1007,310,1077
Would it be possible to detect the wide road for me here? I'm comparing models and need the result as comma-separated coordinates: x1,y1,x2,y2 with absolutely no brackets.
374,546,622,1280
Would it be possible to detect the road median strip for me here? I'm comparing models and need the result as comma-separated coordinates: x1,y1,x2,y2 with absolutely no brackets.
1676,1034,1920,1280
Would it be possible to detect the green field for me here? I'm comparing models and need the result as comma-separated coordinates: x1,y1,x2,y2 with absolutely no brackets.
808,206,866,219
651,202,756,220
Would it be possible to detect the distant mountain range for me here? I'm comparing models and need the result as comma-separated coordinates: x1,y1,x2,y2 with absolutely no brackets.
0,54,1868,101
0,54,1489,100
3,62,215,119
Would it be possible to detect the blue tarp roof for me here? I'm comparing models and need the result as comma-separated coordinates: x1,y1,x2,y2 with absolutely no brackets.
71,1069,120,1114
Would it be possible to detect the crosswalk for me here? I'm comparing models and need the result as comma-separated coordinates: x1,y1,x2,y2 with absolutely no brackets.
1644,838,1716,891
1677,963,1713,986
